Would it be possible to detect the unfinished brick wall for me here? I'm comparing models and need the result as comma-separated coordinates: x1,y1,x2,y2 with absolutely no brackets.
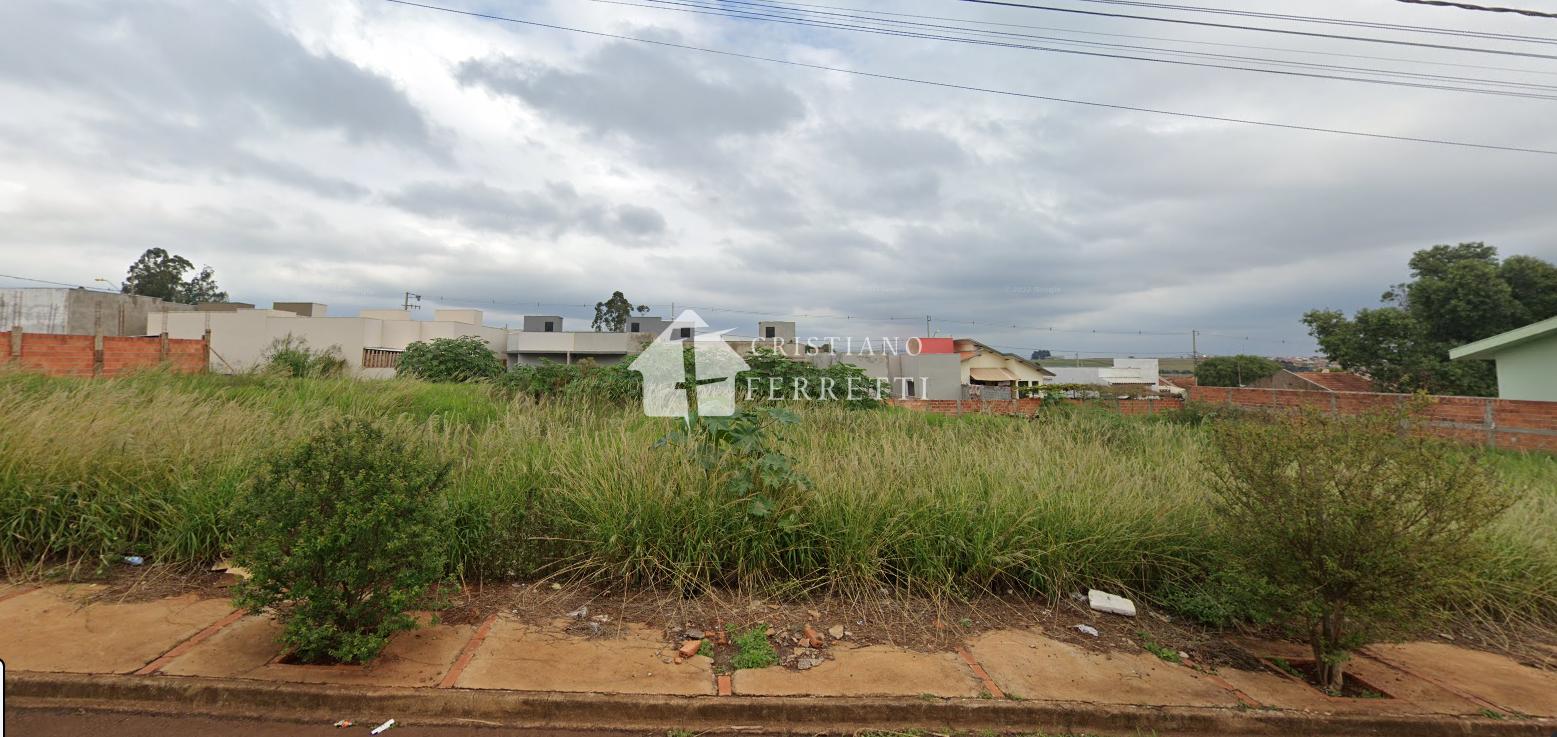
0,330,207,377
888,397,1184,416
1189,385,1557,453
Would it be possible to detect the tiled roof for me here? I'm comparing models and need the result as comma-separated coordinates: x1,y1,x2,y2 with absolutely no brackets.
1161,375,1197,388
1301,371,1373,392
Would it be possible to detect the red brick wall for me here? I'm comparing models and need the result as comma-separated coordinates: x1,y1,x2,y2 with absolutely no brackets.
1188,385,1557,453
888,397,1184,416
0,331,207,377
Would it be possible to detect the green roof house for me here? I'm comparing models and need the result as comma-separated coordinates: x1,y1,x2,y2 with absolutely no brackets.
1449,315,1557,401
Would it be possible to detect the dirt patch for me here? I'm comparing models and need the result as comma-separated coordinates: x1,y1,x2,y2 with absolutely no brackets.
1276,658,1394,699
70,565,232,605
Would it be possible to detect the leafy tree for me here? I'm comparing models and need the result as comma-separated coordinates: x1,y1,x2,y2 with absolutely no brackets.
1193,354,1282,387
120,248,228,304
396,336,503,382
1207,406,1511,693
1304,244,1557,396
591,291,650,332
231,418,450,664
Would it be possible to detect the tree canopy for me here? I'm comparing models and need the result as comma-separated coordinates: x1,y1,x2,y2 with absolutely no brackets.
120,248,228,304
1194,354,1282,387
591,291,649,332
1303,243,1557,396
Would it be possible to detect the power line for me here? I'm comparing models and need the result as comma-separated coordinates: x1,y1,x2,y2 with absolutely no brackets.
1063,0,1557,42
1395,0,1557,21
957,0,1557,59
614,0,1557,99
378,0,1557,155
733,0,1557,76
0,272,116,292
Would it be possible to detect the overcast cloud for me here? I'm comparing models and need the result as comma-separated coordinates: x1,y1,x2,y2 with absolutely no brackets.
1,0,1554,357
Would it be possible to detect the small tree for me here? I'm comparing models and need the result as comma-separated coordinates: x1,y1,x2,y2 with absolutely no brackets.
1206,407,1512,692
397,336,503,382
592,291,649,332
1194,354,1282,387
231,419,450,664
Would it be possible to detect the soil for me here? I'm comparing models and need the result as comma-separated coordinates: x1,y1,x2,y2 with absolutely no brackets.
1277,658,1394,699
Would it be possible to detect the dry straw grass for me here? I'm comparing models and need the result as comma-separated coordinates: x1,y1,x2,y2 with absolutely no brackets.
0,369,1551,626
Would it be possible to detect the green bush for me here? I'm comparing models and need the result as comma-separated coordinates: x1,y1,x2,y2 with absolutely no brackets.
1194,355,1282,387
261,335,346,378
230,418,451,664
1207,406,1513,692
397,336,503,383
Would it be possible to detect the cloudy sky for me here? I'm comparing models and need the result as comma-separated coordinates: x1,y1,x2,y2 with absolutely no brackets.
1,0,1554,358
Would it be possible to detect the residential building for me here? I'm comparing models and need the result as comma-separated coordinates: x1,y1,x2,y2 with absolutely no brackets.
1247,369,1374,392
149,303,507,378
812,347,963,400
0,287,192,336
1044,358,1165,393
955,339,1055,398
1449,315,1557,401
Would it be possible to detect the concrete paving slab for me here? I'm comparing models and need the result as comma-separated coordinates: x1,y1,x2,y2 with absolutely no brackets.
0,586,234,674
160,615,472,688
454,617,713,695
1368,642,1557,717
1227,638,1482,716
734,644,982,697
968,628,1239,706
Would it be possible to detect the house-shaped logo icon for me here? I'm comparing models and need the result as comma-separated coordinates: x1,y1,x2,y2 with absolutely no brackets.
631,310,750,421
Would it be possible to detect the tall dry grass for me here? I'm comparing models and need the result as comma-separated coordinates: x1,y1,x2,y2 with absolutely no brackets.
0,369,1551,625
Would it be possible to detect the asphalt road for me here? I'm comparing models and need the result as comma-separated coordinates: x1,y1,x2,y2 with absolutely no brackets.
6,709,665,737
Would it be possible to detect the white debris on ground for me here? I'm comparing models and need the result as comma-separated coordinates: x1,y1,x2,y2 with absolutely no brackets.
1072,624,1100,637
1087,589,1137,617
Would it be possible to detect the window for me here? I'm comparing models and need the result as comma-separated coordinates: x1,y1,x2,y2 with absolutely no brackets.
906,379,916,398
544,321,555,332
678,327,692,339
630,322,640,333
764,326,776,338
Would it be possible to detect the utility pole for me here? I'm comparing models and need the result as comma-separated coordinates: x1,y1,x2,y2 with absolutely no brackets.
1191,330,1200,367
403,292,421,311
925,315,932,337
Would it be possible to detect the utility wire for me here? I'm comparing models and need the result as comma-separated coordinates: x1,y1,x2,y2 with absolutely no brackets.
615,0,1557,98
732,0,1557,76
1064,0,1557,43
0,272,116,292
1396,0,1557,20
957,0,1557,59
379,0,1557,155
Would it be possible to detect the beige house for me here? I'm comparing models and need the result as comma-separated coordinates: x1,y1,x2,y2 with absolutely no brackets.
954,339,1055,395
149,303,507,378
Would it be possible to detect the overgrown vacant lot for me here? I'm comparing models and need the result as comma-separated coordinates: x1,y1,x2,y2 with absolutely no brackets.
1,370,1552,629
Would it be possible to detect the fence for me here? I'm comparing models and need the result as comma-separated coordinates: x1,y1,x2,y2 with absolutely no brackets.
0,328,208,378
1188,385,1557,453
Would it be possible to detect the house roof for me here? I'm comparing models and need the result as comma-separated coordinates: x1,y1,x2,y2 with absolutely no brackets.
1298,371,1374,392
956,339,1056,376
1449,315,1557,361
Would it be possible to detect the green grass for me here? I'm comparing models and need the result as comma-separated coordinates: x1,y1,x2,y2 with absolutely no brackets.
0,369,1552,629
728,624,778,669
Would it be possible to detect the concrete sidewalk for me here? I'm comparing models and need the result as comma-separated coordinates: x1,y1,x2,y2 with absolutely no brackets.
2,583,1554,735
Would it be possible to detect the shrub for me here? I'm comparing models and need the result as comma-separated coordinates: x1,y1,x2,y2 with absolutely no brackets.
1194,355,1282,387
1207,407,1513,692
397,336,503,383
261,335,346,378
230,418,451,664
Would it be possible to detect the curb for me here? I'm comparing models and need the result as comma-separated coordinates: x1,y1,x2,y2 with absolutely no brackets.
7,671,1556,736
